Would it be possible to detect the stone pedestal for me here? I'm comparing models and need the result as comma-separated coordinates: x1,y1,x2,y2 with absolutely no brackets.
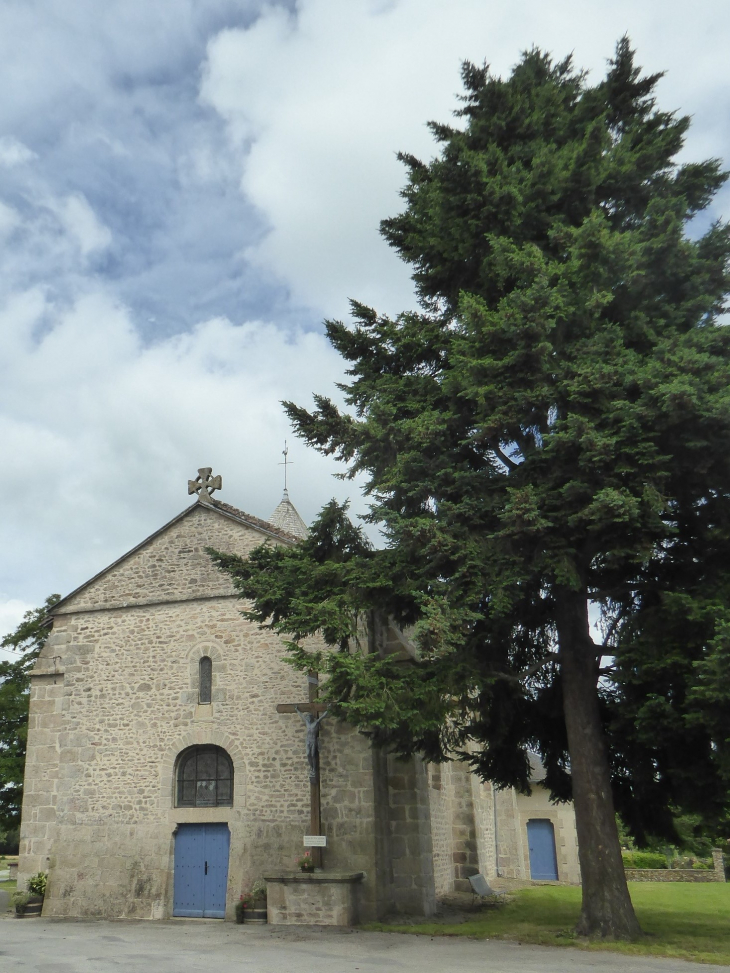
263,872,364,925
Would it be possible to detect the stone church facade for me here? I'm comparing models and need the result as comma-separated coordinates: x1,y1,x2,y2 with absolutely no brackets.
18,472,580,921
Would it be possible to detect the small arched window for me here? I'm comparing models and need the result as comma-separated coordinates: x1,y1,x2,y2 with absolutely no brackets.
176,746,233,807
199,656,212,704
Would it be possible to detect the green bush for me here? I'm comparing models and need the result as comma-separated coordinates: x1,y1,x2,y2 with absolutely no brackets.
622,851,667,869
251,879,267,900
26,871,47,896
0,828,20,855
670,856,713,870
12,891,30,915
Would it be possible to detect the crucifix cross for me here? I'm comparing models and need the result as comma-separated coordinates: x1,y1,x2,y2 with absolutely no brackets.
276,672,329,868
188,467,222,504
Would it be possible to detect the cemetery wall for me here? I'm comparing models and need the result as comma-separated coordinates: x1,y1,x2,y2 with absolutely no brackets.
624,868,724,882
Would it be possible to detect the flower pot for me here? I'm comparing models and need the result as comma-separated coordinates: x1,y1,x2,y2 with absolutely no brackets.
18,895,43,918
243,903,267,923
299,865,315,873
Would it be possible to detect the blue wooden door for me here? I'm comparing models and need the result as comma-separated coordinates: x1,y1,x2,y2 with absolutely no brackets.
526,819,559,880
173,823,230,918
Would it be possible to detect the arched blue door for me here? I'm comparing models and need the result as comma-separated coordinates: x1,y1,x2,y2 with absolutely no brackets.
173,823,230,917
526,819,559,880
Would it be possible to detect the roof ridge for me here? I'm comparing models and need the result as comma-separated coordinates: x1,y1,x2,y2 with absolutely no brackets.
207,497,301,542
51,497,299,614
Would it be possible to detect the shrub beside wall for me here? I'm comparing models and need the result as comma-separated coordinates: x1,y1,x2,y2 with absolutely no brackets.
621,852,667,870
624,849,726,882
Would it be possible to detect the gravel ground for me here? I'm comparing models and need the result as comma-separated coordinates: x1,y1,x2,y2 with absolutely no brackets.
0,917,724,973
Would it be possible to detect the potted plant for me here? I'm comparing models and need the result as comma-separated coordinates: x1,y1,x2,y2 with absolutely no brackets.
12,891,30,917
296,852,315,873
239,880,267,923
24,872,47,916
12,872,46,918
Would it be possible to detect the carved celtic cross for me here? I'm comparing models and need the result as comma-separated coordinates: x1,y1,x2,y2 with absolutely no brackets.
188,467,222,504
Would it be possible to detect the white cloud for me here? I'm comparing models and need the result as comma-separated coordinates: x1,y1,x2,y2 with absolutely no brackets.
202,0,730,320
0,283,362,605
0,136,36,168
0,200,20,237
0,598,36,663
1,0,730,618
51,193,113,257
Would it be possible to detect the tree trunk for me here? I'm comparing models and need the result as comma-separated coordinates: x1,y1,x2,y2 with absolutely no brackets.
557,588,642,939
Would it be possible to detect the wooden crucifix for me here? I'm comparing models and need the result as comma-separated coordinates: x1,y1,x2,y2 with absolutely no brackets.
276,672,329,868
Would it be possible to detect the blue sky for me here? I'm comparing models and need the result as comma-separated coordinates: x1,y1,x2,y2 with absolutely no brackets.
2,0,730,653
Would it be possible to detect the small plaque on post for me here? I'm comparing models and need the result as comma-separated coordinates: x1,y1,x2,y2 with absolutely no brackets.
304,835,327,847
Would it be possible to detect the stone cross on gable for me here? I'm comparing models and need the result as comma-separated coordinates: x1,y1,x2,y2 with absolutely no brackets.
188,467,222,504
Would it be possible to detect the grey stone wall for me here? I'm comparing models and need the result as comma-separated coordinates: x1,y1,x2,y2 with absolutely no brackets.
19,497,584,922
382,755,435,916
18,504,392,920
625,868,724,882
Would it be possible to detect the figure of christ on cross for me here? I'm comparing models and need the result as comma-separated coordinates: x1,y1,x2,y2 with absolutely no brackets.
276,673,329,869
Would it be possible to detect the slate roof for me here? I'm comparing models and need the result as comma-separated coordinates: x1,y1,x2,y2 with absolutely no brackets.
208,496,302,543
267,489,309,540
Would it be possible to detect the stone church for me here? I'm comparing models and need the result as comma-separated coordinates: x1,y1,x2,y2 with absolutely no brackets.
18,469,580,921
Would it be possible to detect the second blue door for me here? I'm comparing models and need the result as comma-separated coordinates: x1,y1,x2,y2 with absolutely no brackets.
173,823,230,918
526,819,559,881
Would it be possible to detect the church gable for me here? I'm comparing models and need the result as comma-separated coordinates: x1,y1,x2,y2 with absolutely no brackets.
55,500,292,615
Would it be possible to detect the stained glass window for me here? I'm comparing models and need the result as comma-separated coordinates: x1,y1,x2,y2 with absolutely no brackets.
199,656,212,704
176,746,233,807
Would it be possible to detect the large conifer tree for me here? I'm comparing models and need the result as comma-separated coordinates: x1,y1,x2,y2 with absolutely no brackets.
214,40,730,938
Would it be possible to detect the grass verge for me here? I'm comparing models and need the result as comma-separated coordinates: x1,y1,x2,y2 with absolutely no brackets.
367,883,730,965
0,879,17,892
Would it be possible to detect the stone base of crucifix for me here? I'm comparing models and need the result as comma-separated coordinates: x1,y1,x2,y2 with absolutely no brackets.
276,672,328,869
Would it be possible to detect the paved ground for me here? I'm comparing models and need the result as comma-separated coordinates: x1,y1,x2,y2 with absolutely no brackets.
0,918,724,973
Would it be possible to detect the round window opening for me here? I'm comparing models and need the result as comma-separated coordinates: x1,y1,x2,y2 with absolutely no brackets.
176,745,233,808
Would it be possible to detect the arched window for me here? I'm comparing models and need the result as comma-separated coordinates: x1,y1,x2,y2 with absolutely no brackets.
199,656,212,704
176,746,233,807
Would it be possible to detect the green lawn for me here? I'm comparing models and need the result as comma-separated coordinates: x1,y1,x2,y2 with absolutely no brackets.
0,879,17,892
369,884,730,966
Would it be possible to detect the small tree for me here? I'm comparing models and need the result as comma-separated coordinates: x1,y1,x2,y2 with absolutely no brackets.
213,39,730,939
0,596,59,835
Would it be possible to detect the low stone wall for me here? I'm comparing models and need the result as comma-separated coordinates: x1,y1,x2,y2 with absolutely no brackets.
625,869,722,882
264,872,364,925
626,849,725,883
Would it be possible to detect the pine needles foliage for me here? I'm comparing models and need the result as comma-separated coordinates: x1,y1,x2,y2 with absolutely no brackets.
213,38,730,938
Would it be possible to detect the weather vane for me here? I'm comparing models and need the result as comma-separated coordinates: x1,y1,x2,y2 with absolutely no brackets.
279,441,293,493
